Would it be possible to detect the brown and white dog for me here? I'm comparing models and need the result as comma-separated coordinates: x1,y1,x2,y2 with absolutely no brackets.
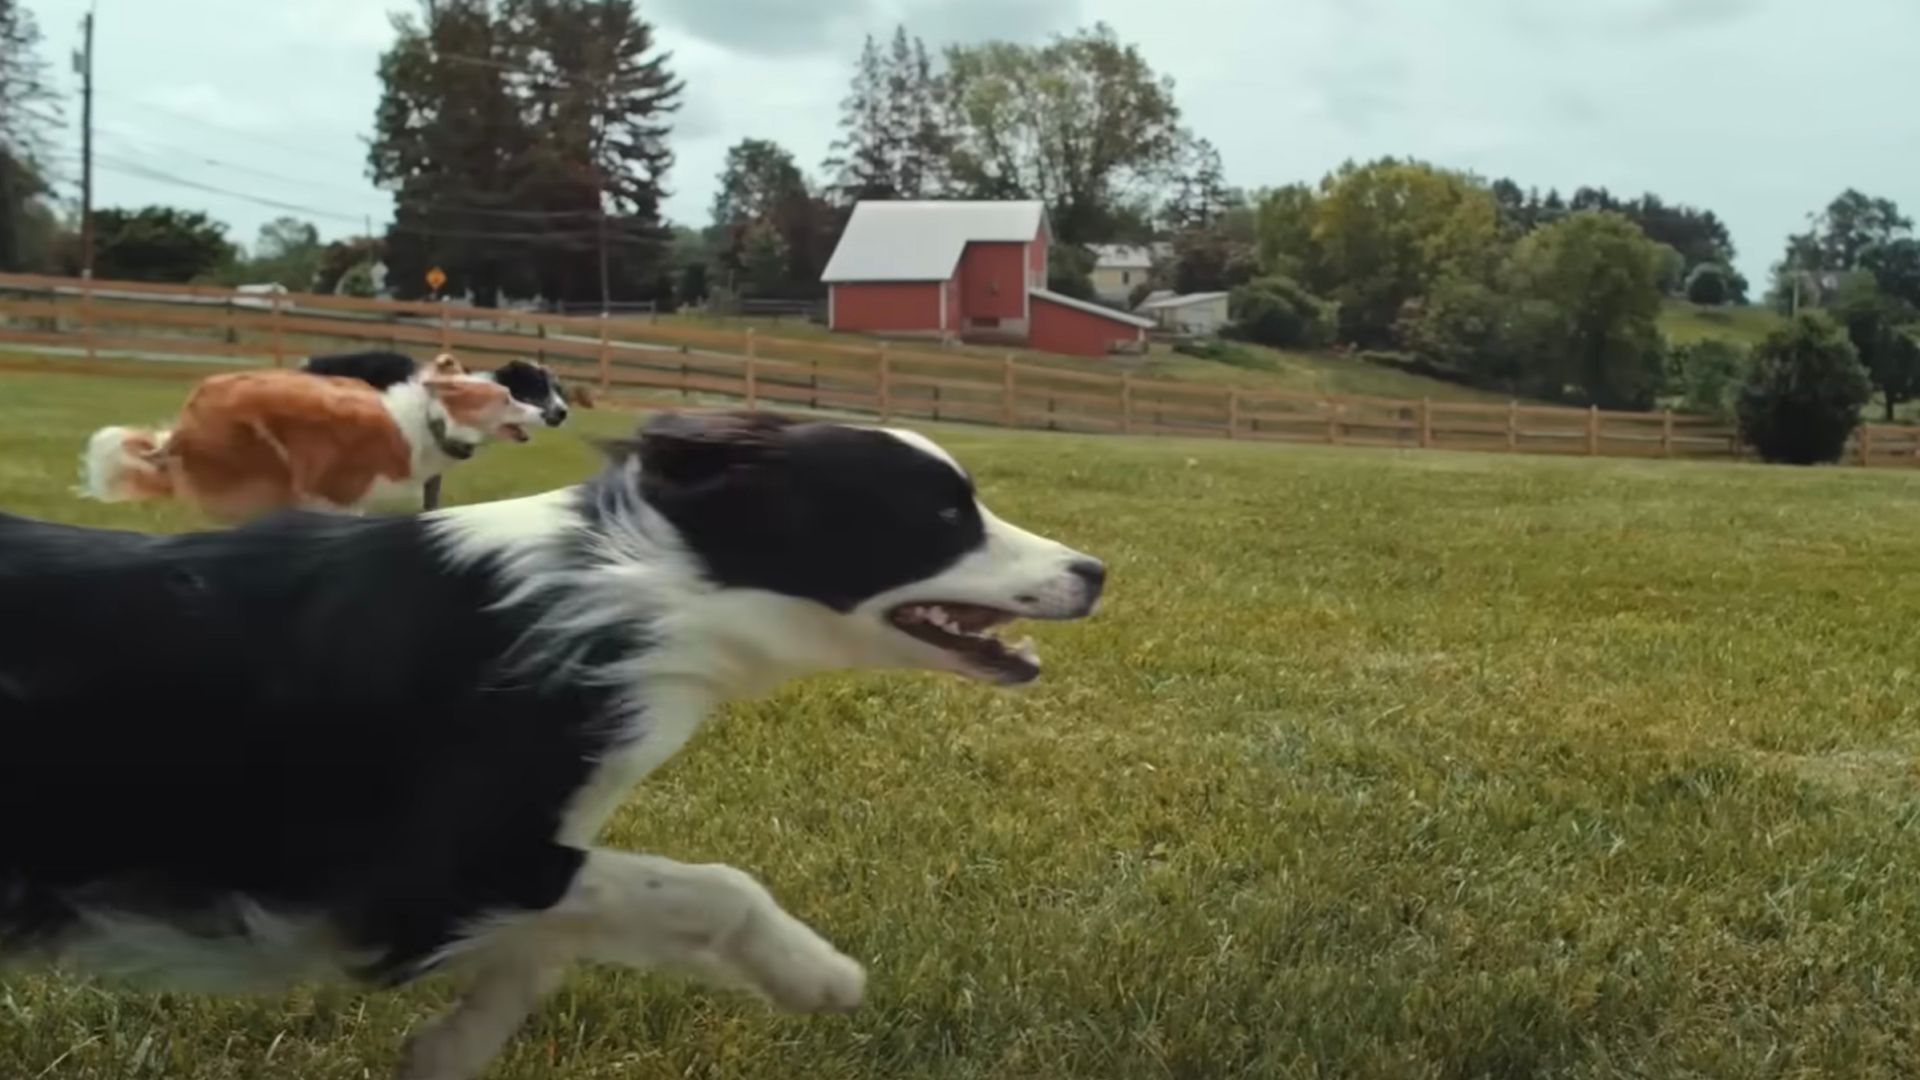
80,366,546,522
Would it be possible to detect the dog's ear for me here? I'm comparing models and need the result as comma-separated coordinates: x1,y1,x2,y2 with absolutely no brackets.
600,411,795,489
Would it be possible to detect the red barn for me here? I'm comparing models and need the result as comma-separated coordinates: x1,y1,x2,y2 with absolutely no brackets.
822,200,1152,357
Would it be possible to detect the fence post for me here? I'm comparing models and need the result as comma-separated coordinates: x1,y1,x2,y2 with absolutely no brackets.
744,328,758,410
1001,354,1016,428
1324,397,1338,445
877,345,892,422
1120,373,1133,435
1586,405,1599,456
270,292,285,367
597,314,611,393
1506,400,1519,451
1226,388,1239,439
438,301,451,352
80,273,95,363
1858,425,1873,467
1419,397,1432,449
1660,408,1673,458
809,357,819,410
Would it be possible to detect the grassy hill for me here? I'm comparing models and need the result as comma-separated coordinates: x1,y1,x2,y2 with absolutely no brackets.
1659,301,1785,347
651,314,1518,404
646,300,1874,415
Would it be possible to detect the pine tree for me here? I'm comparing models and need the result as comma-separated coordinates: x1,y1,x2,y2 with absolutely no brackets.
0,0,62,272
823,25,947,205
368,0,681,305
823,34,896,203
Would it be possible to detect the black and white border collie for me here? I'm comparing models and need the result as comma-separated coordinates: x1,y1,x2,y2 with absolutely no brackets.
303,351,573,511
303,350,572,429
0,411,1104,1080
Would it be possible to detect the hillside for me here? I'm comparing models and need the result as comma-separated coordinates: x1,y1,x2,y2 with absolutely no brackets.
651,314,1519,405
1659,301,1785,347
643,301,1818,412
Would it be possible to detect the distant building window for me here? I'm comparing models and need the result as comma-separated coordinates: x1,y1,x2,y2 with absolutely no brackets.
1122,271,1132,285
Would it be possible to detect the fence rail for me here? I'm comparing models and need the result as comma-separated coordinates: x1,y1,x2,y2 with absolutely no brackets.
0,270,1914,469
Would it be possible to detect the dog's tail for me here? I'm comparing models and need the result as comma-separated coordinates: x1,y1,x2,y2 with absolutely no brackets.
79,424,175,502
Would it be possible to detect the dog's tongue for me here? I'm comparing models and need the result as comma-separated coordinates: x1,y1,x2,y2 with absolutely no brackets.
501,424,530,443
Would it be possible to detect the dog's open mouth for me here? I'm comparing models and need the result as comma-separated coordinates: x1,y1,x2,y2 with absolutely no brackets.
496,423,531,443
889,602,1039,684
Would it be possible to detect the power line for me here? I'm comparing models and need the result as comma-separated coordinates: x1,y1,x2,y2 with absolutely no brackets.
89,88,358,168
93,123,617,223
94,125,379,200
85,155,659,245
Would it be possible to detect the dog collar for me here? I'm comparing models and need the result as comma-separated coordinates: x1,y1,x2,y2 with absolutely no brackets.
427,415,476,461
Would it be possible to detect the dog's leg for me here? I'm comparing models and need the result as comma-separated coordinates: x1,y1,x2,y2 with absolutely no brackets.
394,849,861,1080
396,952,562,1080
556,850,865,1013
422,475,443,512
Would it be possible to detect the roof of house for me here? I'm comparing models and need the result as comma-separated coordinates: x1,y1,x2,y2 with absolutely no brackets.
822,200,1050,283
1029,288,1157,328
1089,244,1156,270
1139,291,1230,310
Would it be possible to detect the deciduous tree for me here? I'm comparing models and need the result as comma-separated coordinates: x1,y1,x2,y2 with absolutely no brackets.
942,23,1184,243
1308,158,1503,347
92,206,236,283
1504,210,1668,408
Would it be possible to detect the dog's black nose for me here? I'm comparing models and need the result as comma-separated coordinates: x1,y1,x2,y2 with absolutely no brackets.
1069,558,1105,602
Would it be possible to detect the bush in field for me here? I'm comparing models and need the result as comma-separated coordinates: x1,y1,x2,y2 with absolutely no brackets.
1228,275,1337,349
1671,339,1749,420
1736,313,1871,464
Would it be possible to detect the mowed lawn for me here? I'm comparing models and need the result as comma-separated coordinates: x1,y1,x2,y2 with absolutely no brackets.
7,369,1920,1079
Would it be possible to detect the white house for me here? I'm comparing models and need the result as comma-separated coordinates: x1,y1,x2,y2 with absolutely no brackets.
1088,243,1162,304
1137,291,1231,336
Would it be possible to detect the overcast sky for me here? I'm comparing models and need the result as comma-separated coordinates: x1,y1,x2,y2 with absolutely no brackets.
27,0,1920,287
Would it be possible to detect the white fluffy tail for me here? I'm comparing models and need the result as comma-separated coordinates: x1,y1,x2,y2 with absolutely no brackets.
80,424,175,502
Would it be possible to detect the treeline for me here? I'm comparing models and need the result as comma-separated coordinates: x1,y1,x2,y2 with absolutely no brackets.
0,0,1912,451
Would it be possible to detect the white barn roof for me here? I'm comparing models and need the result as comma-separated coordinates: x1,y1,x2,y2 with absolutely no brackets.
1030,288,1156,328
1139,291,1230,310
822,200,1050,283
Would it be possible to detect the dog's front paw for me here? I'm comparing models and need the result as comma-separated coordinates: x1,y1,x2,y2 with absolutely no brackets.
393,1024,486,1080
728,906,867,1013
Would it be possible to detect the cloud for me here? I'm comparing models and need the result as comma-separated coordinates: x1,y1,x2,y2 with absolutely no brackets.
646,0,1080,57
646,0,878,57
1547,89,1603,130
1497,0,1767,40
1314,58,1410,133
1631,0,1768,33
897,0,1082,46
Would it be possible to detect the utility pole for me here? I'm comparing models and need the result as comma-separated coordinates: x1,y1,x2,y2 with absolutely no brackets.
76,9,94,278
596,189,610,317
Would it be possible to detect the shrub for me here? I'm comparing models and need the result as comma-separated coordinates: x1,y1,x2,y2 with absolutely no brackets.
1686,263,1737,306
1047,245,1096,301
1736,313,1871,464
1670,339,1748,420
1228,275,1337,349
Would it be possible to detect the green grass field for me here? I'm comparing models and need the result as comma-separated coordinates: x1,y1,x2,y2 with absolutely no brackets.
1658,301,1786,347
6,370,1920,1079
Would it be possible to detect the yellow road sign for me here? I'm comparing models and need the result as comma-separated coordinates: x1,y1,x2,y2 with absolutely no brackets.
425,266,447,292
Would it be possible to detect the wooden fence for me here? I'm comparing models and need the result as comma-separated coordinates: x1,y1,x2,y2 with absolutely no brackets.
0,270,1915,469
